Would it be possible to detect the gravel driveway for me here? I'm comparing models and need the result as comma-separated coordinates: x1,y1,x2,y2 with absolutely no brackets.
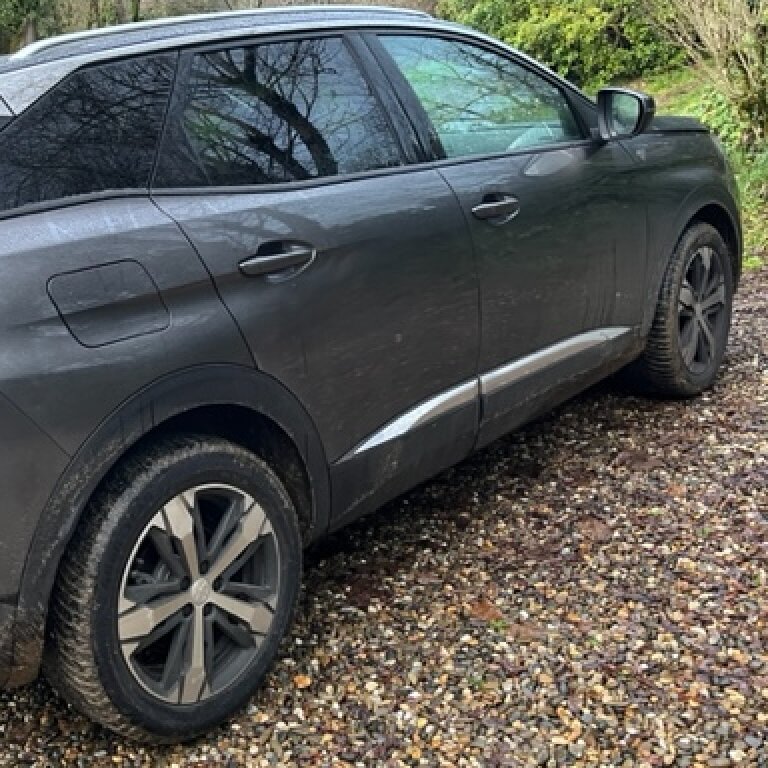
2,267,766,768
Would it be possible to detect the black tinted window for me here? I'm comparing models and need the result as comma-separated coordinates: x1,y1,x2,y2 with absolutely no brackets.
0,54,175,213
155,37,402,187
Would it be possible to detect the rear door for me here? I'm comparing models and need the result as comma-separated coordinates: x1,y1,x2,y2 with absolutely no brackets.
151,33,480,521
373,33,646,444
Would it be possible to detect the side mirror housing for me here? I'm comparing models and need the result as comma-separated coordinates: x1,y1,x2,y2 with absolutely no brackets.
597,87,656,140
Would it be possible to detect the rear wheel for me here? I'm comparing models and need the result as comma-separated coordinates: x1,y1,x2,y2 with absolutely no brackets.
630,222,734,396
45,435,301,742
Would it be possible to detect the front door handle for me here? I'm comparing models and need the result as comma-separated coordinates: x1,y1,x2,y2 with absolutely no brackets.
471,195,520,223
239,242,316,278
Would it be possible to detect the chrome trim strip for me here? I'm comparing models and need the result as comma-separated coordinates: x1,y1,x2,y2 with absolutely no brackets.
480,327,631,397
12,6,431,60
1,17,455,114
339,327,632,461
0,63,67,114
344,379,478,459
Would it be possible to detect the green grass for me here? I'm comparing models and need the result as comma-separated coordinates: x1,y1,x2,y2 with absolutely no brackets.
627,67,765,268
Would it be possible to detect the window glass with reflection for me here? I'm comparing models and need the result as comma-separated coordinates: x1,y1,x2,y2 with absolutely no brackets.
380,35,582,158
0,54,176,214
154,37,403,187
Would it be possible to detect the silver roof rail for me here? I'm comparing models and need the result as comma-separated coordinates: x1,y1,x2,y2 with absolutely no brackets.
11,6,431,60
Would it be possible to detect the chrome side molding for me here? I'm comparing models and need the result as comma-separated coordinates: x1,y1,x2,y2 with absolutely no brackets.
480,327,631,396
343,379,478,459
339,327,632,462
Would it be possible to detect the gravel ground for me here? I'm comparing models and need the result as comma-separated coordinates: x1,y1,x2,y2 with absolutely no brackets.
2,267,766,768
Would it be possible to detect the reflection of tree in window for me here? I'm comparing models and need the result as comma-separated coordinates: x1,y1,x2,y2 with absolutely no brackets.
0,54,175,213
381,36,581,157
166,38,402,187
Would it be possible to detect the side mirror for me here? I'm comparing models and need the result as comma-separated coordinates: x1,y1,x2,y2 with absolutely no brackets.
597,88,656,140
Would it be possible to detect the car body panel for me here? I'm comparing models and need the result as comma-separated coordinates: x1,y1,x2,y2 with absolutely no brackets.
615,130,741,333
154,169,480,464
0,198,253,455
435,141,648,444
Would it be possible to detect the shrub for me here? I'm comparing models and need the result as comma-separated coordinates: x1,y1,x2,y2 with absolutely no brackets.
437,0,682,90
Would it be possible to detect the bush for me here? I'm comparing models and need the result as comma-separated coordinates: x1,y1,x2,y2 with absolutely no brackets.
437,0,683,90
647,0,768,152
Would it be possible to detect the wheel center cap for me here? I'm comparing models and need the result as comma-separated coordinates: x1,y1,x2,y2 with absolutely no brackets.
190,578,212,606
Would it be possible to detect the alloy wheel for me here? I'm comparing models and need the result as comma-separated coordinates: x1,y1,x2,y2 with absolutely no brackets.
677,245,727,375
117,484,280,705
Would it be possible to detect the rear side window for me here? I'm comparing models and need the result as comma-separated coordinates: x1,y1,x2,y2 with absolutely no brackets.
154,37,403,188
379,35,583,158
0,54,176,214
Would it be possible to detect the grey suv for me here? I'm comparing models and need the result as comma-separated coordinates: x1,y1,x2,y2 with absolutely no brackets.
0,6,741,741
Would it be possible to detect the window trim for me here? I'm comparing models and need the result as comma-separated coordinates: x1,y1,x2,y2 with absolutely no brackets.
151,30,410,192
364,28,596,164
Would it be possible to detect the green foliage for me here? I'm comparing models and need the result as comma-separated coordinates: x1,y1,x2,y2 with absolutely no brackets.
437,0,682,89
0,0,57,45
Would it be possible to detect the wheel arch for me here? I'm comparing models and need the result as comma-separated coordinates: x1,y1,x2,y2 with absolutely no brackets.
642,189,742,336
9,363,330,687
688,202,742,286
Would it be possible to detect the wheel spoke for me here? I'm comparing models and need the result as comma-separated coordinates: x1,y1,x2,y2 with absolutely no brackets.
164,492,200,581
124,579,183,606
147,526,186,580
221,581,277,604
207,500,268,582
203,612,216,689
698,315,716,361
159,615,191,697
180,606,207,704
695,247,712,294
118,591,189,641
678,280,696,311
212,592,274,635
680,317,699,366
206,499,244,565
214,610,257,648
701,281,725,313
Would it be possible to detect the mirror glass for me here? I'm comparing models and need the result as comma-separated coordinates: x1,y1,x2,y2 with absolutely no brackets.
610,93,642,136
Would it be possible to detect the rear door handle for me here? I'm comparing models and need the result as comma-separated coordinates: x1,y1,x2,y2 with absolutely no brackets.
239,242,316,278
471,195,520,222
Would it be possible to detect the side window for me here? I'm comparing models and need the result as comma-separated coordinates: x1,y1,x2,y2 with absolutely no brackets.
379,35,583,158
0,54,176,214
154,37,403,188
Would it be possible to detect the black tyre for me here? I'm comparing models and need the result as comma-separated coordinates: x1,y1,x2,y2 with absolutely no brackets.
44,435,301,743
630,222,734,397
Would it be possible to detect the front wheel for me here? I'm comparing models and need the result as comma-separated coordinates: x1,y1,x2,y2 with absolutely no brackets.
630,222,734,397
45,435,301,742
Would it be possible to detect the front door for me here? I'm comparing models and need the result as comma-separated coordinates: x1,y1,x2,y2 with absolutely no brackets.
376,33,646,442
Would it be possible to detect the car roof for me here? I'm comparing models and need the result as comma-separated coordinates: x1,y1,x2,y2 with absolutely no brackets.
0,6,431,73
0,8,588,116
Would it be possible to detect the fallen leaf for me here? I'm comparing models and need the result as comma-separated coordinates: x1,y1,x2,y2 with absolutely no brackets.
470,599,503,621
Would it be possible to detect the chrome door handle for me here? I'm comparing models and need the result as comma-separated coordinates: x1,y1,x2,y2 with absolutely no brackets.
471,195,520,222
239,243,315,277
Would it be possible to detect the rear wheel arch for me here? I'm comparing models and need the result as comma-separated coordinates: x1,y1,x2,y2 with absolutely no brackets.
10,364,329,687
